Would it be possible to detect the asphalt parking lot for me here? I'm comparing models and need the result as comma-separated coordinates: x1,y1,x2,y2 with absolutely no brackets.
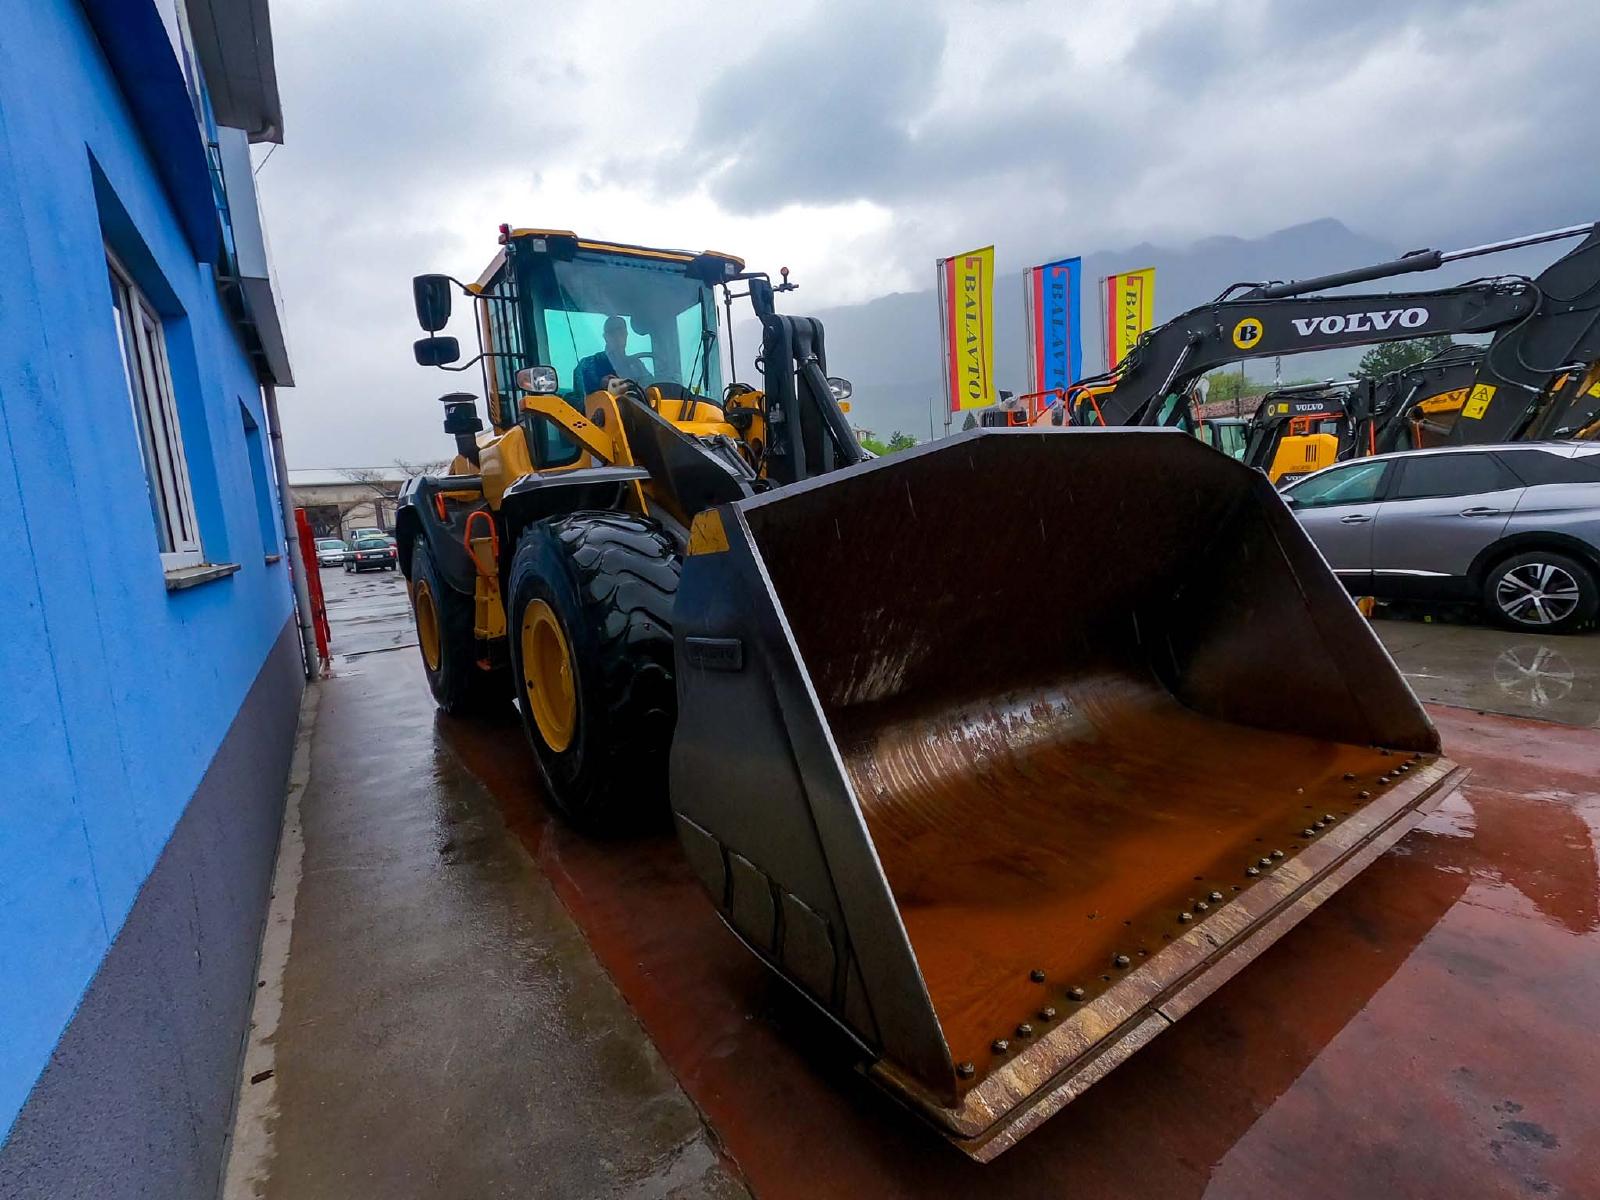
229,569,1600,1198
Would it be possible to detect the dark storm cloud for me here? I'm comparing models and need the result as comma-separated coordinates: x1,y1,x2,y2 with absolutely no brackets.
260,0,1600,469
640,0,1597,265
669,2,945,212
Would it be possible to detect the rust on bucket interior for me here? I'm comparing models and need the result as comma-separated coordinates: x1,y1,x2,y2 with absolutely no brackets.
837,670,1429,1083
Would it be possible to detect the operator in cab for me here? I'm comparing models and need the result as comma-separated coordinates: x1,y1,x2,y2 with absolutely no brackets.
576,314,651,395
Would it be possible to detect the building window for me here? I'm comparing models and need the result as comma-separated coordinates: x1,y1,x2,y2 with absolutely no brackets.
108,250,203,569
239,401,281,557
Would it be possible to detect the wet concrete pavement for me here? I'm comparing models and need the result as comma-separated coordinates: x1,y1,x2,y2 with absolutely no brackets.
247,572,1600,1197
319,560,415,659
243,567,747,1199
1374,614,1600,728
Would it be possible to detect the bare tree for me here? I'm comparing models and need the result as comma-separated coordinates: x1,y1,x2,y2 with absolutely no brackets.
338,468,405,533
393,458,448,478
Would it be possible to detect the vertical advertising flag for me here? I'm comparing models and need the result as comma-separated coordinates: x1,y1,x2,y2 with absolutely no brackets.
1102,267,1155,369
1024,257,1083,403
936,246,997,412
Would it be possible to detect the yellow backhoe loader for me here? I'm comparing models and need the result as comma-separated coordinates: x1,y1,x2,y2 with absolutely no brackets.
396,226,1461,1160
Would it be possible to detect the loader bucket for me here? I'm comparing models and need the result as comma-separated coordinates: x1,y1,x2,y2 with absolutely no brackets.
669,428,1463,1160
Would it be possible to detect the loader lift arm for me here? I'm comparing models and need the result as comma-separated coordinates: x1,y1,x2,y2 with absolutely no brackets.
1081,222,1600,440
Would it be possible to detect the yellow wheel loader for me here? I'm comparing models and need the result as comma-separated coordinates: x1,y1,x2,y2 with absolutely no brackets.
397,226,1462,1160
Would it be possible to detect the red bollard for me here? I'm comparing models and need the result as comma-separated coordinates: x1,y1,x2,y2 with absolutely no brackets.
294,508,332,667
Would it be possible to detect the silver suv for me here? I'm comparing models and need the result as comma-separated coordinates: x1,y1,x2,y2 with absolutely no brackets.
1282,443,1600,633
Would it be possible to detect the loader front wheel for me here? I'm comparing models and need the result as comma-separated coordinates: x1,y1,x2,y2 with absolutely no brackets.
410,535,503,715
507,512,679,834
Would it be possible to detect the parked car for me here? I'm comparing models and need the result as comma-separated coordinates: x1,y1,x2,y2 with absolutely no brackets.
314,538,348,568
344,536,398,573
1282,442,1600,633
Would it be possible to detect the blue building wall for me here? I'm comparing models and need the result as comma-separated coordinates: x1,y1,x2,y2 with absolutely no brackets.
0,0,300,1168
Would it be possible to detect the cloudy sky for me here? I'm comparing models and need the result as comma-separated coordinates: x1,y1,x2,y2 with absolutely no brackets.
257,0,1600,466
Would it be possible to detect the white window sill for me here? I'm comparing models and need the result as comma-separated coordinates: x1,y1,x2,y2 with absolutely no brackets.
164,562,242,592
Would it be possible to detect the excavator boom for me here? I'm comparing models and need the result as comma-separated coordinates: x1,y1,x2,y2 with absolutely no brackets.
1082,222,1600,440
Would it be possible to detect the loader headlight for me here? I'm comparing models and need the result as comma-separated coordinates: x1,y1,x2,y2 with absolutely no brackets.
827,376,853,402
516,365,560,395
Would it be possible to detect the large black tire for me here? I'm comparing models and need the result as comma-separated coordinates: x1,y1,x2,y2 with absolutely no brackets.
506,511,680,834
410,534,505,714
1482,549,1598,635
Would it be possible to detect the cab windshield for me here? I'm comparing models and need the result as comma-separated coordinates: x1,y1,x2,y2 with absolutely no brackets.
525,250,723,401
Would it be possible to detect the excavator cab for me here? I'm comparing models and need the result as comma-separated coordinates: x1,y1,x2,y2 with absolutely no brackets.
1237,387,1355,484
1197,416,1248,459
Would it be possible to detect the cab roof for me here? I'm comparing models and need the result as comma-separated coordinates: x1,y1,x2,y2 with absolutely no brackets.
469,228,746,292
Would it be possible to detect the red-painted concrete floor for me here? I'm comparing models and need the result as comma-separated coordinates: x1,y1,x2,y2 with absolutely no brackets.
442,699,1600,1200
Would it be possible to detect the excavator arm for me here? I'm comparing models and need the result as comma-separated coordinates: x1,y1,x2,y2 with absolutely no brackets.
1086,222,1600,435
1100,281,1534,427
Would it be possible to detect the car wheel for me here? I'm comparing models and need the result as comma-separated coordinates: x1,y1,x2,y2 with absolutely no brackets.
1483,550,1598,634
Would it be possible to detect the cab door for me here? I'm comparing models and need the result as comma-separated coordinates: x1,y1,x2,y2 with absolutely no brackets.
1369,452,1521,596
1282,459,1394,592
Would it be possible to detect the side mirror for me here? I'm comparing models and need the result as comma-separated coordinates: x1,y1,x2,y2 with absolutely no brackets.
412,274,453,332
413,335,460,367
827,376,853,403
514,365,560,395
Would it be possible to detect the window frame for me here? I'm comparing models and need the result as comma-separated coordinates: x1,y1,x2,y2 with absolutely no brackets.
108,248,204,570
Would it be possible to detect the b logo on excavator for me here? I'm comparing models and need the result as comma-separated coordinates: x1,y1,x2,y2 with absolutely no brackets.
1232,317,1264,350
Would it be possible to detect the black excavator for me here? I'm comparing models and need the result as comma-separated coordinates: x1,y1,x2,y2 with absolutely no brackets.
1051,221,1600,447
1231,334,1600,485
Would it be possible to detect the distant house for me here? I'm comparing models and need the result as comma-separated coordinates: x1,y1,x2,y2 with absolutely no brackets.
0,2,301,1196
289,467,412,539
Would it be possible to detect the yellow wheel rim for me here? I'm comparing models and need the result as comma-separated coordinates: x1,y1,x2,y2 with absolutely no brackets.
520,599,576,752
414,580,442,672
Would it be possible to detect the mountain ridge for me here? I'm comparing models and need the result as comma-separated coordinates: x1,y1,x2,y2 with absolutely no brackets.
736,217,1399,438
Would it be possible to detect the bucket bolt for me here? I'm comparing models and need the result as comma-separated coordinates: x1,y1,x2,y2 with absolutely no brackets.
1258,856,1272,867
1271,849,1285,859
1323,814,1336,823
1029,969,1047,983
1302,827,1316,837
1038,1006,1057,1021
991,1038,1010,1054
956,1061,976,1079
1016,1023,1034,1039
1113,953,1131,968
1067,986,1086,1001
1246,865,1260,877
1358,790,1372,800
1194,901,1209,912
1343,772,1356,781
1209,891,1224,902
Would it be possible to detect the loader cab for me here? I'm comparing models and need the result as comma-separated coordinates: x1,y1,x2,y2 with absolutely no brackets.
469,231,735,466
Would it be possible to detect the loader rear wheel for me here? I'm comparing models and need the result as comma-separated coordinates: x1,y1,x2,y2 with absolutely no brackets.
410,535,504,715
507,511,679,834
